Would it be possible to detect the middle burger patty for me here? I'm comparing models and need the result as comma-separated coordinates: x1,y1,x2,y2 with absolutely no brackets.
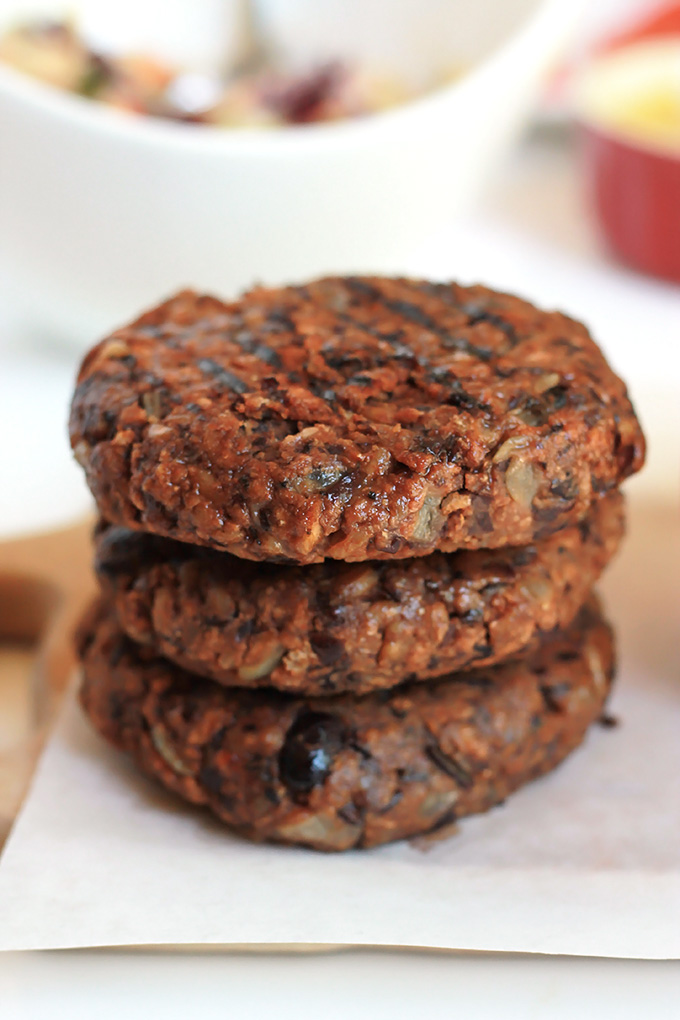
94,490,623,696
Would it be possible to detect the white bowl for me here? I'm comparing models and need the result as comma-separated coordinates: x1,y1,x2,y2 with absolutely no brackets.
0,0,580,348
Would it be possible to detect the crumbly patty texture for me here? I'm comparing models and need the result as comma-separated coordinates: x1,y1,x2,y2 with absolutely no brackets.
94,491,624,696
69,278,645,563
79,599,614,851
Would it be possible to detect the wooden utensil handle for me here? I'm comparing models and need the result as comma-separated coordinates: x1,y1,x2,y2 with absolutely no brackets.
0,518,94,717
0,518,94,844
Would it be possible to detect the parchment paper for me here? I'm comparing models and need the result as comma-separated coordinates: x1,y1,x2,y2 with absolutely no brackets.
0,499,678,957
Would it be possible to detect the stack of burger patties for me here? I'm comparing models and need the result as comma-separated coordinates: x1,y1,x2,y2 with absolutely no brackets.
70,277,645,851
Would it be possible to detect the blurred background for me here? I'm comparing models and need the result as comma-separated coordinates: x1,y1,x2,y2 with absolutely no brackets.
0,0,678,538
0,0,678,838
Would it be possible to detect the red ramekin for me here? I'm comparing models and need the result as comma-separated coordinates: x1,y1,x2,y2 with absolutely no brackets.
574,35,680,283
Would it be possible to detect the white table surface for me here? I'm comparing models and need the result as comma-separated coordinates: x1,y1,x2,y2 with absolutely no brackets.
1,948,679,1020
1,130,679,1016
